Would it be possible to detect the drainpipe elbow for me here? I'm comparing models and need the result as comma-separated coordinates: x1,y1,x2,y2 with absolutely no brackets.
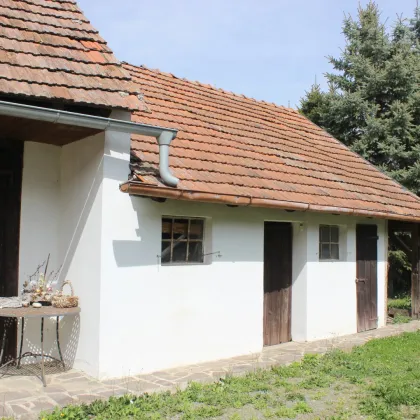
157,131,179,187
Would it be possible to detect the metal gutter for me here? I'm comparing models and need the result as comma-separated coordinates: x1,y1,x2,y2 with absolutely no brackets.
120,181,420,223
0,100,180,187
0,100,178,137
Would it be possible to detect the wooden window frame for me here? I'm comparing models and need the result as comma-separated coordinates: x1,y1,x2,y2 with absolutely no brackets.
319,225,340,261
161,216,205,265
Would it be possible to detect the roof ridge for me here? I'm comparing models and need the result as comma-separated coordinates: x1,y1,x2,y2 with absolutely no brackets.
123,62,298,114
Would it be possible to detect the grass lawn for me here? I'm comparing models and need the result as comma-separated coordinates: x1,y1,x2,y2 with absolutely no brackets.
40,331,420,420
388,295,411,311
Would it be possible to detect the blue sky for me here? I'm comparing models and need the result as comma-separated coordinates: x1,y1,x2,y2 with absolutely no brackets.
78,0,416,108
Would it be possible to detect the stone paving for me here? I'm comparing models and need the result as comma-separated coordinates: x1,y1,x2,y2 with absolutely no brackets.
0,320,419,419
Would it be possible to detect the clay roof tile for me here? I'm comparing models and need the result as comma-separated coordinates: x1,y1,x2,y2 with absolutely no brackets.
125,63,420,221
0,0,145,111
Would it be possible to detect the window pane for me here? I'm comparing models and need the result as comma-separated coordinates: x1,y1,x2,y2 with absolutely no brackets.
320,226,330,242
189,242,203,263
162,218,172,240
330,226,339,243
320,244,330,259
161,241,171,263
173,219,188,240
173,241,187,262
331,244,339,260
190,219,204,240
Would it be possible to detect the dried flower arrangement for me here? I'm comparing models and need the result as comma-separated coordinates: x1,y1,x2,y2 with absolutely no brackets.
22,254,61,305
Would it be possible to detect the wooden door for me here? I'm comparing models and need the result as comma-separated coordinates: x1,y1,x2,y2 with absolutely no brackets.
356,224,378,332
264,222,292,346
0,140,23,361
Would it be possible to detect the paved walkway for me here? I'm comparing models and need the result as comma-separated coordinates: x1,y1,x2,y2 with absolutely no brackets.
1,320,419,419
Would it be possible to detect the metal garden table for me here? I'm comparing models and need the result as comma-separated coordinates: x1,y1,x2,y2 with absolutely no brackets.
0,306,80,386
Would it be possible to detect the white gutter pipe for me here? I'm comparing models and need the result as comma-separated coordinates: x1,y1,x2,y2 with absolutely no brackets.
0,100,179,186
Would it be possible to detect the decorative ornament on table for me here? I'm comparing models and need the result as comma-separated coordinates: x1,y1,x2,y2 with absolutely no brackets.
22,254,61,306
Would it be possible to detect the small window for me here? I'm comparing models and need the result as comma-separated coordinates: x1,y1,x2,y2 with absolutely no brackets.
319,225,339,260
161,217,205,264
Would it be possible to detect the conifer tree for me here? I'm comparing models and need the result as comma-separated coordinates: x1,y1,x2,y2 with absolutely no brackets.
300,2,420,194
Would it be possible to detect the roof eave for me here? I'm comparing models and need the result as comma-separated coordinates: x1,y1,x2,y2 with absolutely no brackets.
120,182,420,223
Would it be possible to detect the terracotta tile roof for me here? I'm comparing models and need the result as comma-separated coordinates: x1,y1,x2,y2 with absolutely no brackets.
124,63,420,222
0,0,145,111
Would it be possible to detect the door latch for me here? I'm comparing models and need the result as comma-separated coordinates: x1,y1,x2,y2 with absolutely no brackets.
355,278,366,283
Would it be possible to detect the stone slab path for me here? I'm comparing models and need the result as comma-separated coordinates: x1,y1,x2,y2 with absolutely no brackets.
1,320,419,419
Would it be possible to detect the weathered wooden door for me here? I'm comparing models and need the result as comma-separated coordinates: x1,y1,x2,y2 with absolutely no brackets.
263,222,292,346
356,224,378,333
0,140,23,361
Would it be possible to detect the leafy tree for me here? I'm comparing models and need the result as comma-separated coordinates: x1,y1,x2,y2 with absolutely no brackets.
300,1,420,194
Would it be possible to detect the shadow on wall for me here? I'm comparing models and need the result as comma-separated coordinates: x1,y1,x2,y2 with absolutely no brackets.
16,315,80,372
113,240,152,268
59,156,104,283
60,150,132,277
112,196,289,268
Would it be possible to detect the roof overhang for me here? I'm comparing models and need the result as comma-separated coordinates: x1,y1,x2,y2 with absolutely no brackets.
0,100,177,145
121,181,420,223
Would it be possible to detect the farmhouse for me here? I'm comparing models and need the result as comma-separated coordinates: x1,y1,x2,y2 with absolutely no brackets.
1,0,420,380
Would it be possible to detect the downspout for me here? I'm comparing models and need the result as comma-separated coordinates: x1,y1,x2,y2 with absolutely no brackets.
0,100,179,187
157,131,179,187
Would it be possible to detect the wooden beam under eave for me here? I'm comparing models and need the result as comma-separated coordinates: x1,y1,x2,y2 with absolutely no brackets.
0,115,102,145
388,220,415,233
411,223,420,318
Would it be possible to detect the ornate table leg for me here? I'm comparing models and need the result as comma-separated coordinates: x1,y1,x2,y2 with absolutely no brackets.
17,317,25,369
56,316,65,370
40,317,46,387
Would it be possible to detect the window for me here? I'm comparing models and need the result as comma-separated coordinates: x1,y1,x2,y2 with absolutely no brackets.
161,217,205,264
319,225,339,260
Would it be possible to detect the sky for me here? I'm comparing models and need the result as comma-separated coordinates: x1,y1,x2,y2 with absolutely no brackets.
77,0,417,108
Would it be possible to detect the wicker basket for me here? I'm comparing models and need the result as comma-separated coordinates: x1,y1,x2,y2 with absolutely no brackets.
52,281,79,308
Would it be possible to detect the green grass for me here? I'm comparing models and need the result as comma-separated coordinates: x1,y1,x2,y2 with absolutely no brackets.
40,330,420,420
388,294,411,310
393,313,412,324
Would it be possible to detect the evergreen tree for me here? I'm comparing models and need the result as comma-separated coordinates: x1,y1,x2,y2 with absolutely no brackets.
300,2,420,194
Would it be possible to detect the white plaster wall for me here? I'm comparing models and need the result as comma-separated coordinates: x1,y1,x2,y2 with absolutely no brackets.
305,218,357,340
304,217,387,341
100,199,266,378
19,142,61,287
19,142,61,360
98,191,389,378
59,133,105,377
17,135,105,377
291,222,308,341
377,220,388,328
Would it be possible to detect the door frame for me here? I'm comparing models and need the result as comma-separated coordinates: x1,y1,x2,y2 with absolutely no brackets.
0,139,23,360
